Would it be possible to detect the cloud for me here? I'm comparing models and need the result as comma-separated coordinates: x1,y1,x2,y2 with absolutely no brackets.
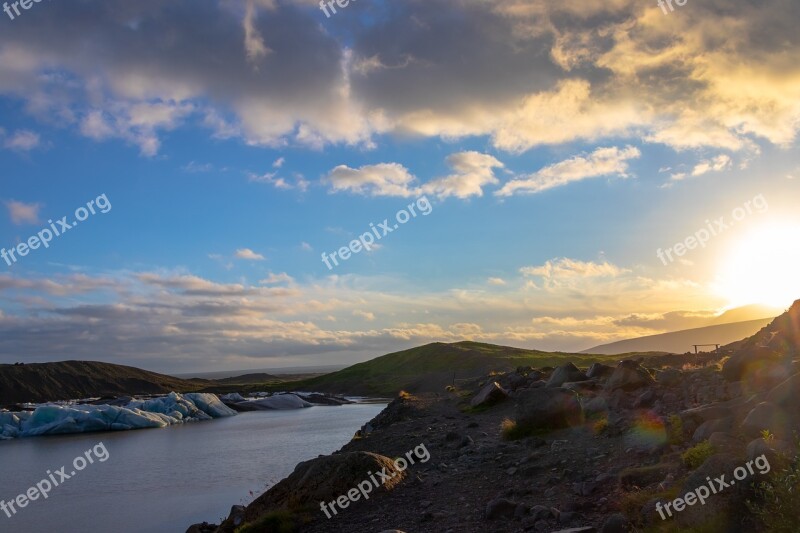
273,157,285,168
691,154,733,177
487,277,507,286
521,258,630,280
666,154,732,185
0,264,722,369
260,272,294,285
2,130,41,151
0,0,795,158
182,161,214,173
234,248,265,261
324,163,417,197
248,170,308,191
421,152,504,199
4,200,41,225
496,146,641,196
300,241,313,252
353,310,376,321
325,151,503,200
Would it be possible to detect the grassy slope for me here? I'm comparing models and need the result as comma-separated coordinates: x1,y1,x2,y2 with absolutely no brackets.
0,360,209,404
244,341,666,397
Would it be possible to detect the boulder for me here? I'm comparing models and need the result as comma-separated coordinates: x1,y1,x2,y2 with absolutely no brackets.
470,381,509,407
587,363,614,379
741,401,792,438
692,417,733,443
675,454,747,529
584,397,609,416
515,388,584,430
633,389,656,408
766,372,800,407
547,363,589,388
746,437,793,464
707,432,741,453
605,361,655,391
600,513,631,533
498,372,528,391
218,452,406,532
722,346,781,382
485,498,518,519
655,368,682,387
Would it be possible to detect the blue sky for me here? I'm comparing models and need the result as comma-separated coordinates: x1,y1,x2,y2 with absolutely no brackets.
1,0,799,372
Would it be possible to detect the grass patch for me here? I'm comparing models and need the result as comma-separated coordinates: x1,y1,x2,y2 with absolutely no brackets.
235,510,299,533
642,513,731,533
681,441,715,469
620,463,673,489
667,414,685,446
747,449,800,532
592,417,609,434
500,417,557,440
620,485,680,524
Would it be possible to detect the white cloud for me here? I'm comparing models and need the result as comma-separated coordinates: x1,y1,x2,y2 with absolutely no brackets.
3,130,40,151
260,272,294,285
353,310,376,321
235,248,266,261
496,145,641,196
4,200,41,225
325,163,417,197
520,258,630,280
248,170,308,191
273,157,285,168
487,277,507,286
182,161,214,173
421,152,504,199
691,154,733,177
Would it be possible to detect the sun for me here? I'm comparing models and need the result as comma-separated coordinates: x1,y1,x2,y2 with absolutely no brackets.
714,222,800,309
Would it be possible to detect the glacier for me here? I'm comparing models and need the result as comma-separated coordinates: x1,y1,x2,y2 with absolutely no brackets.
0,392,236,440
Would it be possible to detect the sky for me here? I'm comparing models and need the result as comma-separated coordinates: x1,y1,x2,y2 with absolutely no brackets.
0,0,799,373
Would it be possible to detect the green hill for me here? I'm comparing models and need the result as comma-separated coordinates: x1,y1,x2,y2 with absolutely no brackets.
0,360,209,404
254,341,662,396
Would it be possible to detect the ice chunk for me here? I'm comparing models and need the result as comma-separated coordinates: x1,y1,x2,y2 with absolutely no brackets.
0,392,236,440
221,393,246,402
239,394,313,410
184,393,238,417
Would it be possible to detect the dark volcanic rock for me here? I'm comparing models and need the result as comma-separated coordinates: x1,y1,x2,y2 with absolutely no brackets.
485,497,518,519
586,363,614,379
218,452,406,532
605,361,655,391
470,381,509,407
547,363,589,388
515,387,584,430
722,346,781,382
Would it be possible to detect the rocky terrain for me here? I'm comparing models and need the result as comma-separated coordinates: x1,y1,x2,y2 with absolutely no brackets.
189,301,800,533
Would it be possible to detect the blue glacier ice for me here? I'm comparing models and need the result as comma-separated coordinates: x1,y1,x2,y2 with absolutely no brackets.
0,392,236,440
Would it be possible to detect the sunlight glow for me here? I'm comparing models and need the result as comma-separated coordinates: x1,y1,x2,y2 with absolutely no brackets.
714,222,800,309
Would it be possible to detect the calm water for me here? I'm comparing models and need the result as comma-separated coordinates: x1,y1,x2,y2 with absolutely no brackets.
0,404,385,533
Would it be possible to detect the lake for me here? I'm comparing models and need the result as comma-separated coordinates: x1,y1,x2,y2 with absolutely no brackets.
0,403,386,532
